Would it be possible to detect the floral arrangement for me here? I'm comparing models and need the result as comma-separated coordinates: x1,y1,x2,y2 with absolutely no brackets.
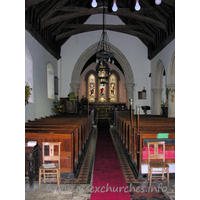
52,100,66,114
25,82,32,105
141,106,150,115
79,95,88,107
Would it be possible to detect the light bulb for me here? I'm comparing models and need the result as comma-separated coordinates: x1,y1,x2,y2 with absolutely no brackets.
96,58,99,63
155,0,162,5
112,59,115,64
112,0,118,12
108,57,111,63
91,0,97,8
135,0,141,11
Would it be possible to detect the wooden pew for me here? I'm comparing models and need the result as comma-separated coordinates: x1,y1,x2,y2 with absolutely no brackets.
26,115,92,154
114,113,175,177
25,115,92,176
25,131,76,173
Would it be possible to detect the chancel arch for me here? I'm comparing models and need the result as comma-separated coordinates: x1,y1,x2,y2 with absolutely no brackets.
71,42,134,106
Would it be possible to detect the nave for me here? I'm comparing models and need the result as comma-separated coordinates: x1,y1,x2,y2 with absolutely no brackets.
25,116,175,200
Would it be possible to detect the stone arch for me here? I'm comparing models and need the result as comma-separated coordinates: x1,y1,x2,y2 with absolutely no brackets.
166,50,175,117
151,59,165,115
167,50,175,85
71,42,134,106
153,59,165,89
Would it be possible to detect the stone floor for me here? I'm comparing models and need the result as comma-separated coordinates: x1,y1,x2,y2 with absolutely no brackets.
25,183,91,200
25,179,175,200
25,180,175,200
25,126,175,200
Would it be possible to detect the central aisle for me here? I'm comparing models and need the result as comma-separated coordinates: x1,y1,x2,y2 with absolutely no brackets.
90,119,131,200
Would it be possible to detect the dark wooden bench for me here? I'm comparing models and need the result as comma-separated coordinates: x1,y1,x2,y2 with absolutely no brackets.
115,114,175,177
25,115,92,176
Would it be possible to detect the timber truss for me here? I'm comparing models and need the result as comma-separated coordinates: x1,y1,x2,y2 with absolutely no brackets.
25,0,175,60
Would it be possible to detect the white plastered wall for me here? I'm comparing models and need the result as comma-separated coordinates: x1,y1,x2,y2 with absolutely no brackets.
25,30,58,121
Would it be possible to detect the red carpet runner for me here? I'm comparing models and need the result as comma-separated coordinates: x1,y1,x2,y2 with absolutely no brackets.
90,119,131,200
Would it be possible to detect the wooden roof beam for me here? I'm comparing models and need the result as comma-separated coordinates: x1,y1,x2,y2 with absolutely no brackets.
25,0,46,10
41,7,167,31
55,27,155,44
63,24,144,30
162,0,175,7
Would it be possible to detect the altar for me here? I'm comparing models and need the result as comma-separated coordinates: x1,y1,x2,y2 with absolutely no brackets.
89,102,127,119
96,107,108,118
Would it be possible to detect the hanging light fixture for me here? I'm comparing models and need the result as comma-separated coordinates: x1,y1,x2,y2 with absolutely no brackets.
96,61,110,84
135,0,141,11
95,0,114,85
112,0,118,12
155,0,162,5
91,0,97,7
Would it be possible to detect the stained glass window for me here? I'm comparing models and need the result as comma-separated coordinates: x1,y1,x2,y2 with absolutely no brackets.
99,81,106,102
88,74,95,102
109,74,117,102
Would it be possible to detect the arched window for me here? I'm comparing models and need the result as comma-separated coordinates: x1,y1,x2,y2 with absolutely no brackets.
25,45,34,103
99,80,106,102
88,74,96,102
47,63,54,99
109,74,117,102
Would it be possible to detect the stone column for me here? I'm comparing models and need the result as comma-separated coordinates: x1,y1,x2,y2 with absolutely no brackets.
166,84,175,117
151,88,163,115
125,83,135,108
70,83,80,97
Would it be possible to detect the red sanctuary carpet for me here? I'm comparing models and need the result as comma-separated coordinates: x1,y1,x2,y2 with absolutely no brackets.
90,119,131,200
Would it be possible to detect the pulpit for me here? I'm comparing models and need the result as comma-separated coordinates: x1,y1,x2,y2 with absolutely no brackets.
25,141,41,187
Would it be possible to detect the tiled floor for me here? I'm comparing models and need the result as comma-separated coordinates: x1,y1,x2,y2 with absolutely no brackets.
25,124,175,200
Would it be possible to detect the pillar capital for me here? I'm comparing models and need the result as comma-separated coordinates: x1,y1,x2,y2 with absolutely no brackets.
124,83,134,108
70,83,80,93
166,84,175,90
125,83,135,91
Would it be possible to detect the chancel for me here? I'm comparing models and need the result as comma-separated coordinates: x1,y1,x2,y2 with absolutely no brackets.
25,0,175,199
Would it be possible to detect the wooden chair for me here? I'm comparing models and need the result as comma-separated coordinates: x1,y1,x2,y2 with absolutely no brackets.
38,142,61,190
147,141,169,188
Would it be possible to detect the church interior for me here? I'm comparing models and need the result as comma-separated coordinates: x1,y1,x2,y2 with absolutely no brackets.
23,0,178,199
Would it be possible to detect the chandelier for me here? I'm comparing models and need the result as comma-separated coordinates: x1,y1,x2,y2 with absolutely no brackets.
95,0,114,85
